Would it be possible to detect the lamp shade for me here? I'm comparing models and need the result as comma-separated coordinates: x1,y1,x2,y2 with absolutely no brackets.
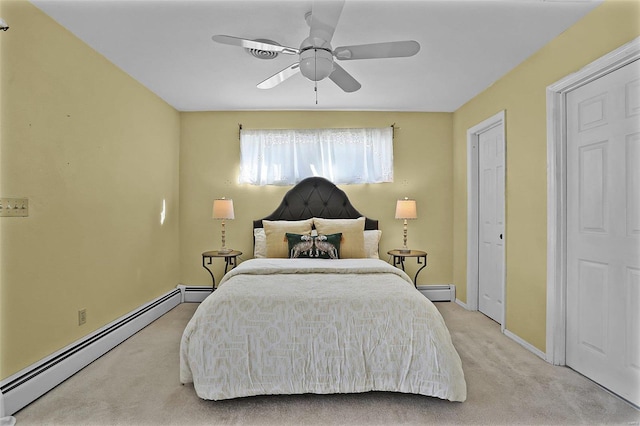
212,198,234,220
395,198,417,220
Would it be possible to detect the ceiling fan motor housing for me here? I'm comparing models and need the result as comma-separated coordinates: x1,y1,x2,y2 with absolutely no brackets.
299,47,334,81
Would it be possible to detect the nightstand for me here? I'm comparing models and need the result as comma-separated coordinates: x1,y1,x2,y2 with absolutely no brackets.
202,250,242,289
387,249,427,287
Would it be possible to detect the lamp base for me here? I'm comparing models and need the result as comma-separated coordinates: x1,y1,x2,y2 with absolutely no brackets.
397,248,411,254
217,248,232,254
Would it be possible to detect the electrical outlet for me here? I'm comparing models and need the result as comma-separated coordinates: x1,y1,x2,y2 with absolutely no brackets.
0,198,29,217
78,309,87,326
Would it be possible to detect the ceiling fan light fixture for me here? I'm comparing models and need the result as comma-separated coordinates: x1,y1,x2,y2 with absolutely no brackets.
212,1,420,93
299,48,334,81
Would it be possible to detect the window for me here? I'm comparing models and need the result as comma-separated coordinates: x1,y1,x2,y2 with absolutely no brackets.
239,127,393,185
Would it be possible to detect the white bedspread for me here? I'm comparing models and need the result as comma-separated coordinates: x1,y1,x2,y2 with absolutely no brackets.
180,258,467,402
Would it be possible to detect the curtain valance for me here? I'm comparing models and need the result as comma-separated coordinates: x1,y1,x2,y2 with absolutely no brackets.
238,127,393,186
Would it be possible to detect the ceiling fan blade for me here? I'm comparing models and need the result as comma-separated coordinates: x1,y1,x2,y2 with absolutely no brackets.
257,63,301,89
334,40,420,60
329,63,361,93
212,35,299,55
308,0,345,43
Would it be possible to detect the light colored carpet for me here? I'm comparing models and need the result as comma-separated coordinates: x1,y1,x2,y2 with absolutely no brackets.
14,301,640,425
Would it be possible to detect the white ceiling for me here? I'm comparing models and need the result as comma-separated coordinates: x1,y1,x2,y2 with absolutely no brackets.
31,0,602,112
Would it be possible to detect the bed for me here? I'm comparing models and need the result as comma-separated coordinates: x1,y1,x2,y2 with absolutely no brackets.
180,177,466,402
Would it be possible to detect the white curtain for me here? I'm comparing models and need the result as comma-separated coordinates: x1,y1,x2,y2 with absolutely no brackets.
239,127,394,185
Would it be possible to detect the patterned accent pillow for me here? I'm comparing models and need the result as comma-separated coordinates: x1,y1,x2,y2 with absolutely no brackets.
314,233,341,259
286,233,315,258
286,233,342,259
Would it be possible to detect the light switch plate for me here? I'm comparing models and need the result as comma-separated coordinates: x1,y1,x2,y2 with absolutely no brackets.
0,198,29,217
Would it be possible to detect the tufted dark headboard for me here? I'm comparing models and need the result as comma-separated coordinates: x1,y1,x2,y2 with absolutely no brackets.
253,177,378,230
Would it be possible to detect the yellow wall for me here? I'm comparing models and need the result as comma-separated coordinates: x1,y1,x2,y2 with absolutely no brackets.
452,0,640,352
0,0,181,379
179,111,453,287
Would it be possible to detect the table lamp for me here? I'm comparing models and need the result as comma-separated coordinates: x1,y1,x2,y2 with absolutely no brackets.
213,198,234,253
395,197,417,253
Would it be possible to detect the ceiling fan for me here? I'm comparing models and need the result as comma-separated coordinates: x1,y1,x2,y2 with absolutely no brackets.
212,0,420,93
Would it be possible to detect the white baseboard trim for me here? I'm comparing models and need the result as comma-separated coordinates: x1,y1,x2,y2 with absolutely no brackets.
0,288,182,416
417,284,455,302
450,300,546,361
455,298,469,309
504,329,547,361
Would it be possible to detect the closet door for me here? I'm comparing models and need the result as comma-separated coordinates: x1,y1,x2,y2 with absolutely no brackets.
478,122,505,324
566,59,640,406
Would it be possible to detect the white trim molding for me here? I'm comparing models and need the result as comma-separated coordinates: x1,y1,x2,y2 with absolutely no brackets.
0,289,182,416
504,329,547,361
466,110,507,331
546,36,640,365
455,298,469,310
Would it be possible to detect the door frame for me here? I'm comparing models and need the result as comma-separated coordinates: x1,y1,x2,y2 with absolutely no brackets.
466,110,506,331
545,36,640,365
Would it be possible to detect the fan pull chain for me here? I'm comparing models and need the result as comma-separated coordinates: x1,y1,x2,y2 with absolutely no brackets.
314,49,318,105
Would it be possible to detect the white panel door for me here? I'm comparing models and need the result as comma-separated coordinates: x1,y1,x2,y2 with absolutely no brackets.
478,122,505,324
566,59,640,406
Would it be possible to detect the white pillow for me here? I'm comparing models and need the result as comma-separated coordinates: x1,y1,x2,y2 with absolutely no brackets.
364,229,382,259
254,228,267,258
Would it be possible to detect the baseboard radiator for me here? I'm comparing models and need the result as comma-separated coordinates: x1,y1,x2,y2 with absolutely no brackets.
417,284,455,302
0,288,187,416
180,285,213,303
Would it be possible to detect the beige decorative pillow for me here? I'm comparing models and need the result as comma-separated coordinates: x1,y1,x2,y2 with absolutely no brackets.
263,219,313,258
313,217,366,259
